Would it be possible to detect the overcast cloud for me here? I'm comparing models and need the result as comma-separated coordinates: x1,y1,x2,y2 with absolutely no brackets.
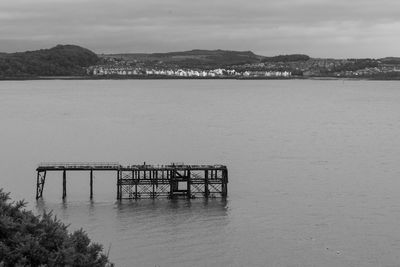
0,0,399,57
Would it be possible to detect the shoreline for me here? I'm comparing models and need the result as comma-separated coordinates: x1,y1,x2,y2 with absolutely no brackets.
0,75,399,81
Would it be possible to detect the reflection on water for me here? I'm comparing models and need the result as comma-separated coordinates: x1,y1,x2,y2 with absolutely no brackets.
36,198,231,266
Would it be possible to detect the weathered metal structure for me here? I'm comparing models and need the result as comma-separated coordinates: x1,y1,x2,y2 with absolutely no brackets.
36,162,228,200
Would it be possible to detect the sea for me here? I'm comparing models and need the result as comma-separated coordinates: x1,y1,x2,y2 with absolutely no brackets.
1,79,400,266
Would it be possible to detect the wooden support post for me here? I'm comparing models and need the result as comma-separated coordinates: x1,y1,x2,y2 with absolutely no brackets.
187,170,191,199
205,170,209,197
62,170,66,199
222,169,228,197
39,171,46,199
173,171,178,192
36,172,40,199
155,171,158,197
169,170,174,198
129,171,136,198
116,170,120,199
151,170,155,199
90,170,93,199
135,170,138,199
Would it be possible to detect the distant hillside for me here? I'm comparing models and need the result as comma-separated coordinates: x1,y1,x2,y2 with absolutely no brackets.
0,45,100,77
379,57,400,65
103,49,263,68
262,54,310,62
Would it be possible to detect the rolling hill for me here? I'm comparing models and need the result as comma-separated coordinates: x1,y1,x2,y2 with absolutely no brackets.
0,45,100,77
103,49,264,68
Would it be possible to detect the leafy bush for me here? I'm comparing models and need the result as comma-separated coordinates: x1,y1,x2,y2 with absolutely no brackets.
0,189,112,266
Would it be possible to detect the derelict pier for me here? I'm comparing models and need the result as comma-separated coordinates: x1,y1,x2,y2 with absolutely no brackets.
35,162,228,200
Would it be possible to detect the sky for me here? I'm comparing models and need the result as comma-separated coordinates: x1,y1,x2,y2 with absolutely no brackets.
0,0,399,58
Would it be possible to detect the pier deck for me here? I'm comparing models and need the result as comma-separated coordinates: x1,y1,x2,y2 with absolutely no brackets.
36,162,228,200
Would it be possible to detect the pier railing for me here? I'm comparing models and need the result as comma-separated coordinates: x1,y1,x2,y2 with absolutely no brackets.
37,162,226,170
38,162,121,169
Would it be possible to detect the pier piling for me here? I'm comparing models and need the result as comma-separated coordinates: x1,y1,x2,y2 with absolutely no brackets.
90,170,93,199
62,170,66,199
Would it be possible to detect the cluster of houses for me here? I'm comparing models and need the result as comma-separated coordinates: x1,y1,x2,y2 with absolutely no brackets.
243,70,292,77
87,66,292,78
335,66,400,77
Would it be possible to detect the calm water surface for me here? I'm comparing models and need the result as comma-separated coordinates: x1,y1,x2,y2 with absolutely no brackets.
1,80,400,266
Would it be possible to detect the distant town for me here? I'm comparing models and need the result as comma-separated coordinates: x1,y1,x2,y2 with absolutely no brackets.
88,64,292,78
87,52,400,79
1,45,400,79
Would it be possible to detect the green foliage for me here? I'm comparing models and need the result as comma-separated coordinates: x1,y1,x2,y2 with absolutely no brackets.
0,45,100,77
0,189,112,266
106,49,262,69
262,54,310,63
333,58,378,72
379,57,400,65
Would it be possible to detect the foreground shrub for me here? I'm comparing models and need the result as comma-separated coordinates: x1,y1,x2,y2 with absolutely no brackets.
0,189,112,266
